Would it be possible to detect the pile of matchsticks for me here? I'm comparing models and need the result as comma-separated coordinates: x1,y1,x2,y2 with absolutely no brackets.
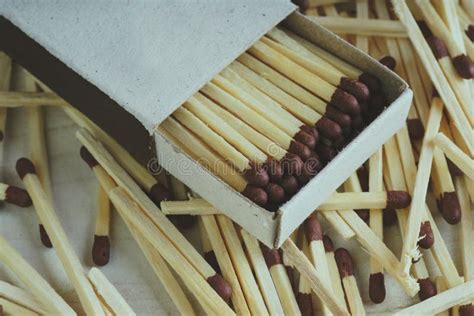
0,0,472,315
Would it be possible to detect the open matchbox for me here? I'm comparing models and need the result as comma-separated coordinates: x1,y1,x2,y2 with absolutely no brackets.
0,1,412,248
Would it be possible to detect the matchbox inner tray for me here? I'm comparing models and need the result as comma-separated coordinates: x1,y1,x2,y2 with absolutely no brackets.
0,1,412,247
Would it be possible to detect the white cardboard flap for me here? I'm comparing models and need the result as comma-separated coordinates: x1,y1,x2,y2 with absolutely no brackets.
1,0,295,132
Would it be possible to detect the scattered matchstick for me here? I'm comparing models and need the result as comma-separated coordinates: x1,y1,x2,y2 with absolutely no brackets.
0,182,32,207
198,218,220,273
434,133,474,179
92,186,111,266
322,235,347,309
0,91,67,107
297,236,314,316
317,191,412,210
0,298,38,316
0,281,47,315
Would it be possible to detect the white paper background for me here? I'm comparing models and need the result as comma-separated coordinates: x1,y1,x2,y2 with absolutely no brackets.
0,105,469,315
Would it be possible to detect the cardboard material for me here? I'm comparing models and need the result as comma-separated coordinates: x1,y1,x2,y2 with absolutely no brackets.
0,3,412,247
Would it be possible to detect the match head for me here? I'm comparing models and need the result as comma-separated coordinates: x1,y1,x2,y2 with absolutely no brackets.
325,105,352,128
322,235,334,252
334,248,354,278
265,182,286,205
315,143,337,164
294,129,317,150
452,54,474,79
304,215,322,242
379,55,396,70
15,158,36,180
407,119,425,140
92,235,110,266
282,153,304,175
149,182,174,205
330,88,360,116
261,245,282,267
289,141,311,161
242,185,268,207
359,72,381,93
300,125,319,141
417,278,437,301
5,186,32,207
278,175,299,196
80,146,98,169
418,221,434,249
383,208,398,227
243,164,269,187
467,25,474,42
39,224,53,248
417,20,433,38
207,274,232,304
439,192,461,225
351,115,364,130
426,36,448,60
369,272,386,303
367,91,386,118
315,117,342,141
386,190,411,209
264,158,283,182
459,303,474,316
297,155,320,184
339,77,370,102
296,293,313,316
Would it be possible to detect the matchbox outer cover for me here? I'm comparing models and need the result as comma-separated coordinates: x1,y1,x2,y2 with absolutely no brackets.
0,0,295,132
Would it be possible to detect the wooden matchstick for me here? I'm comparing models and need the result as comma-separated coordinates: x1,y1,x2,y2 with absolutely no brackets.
320,210,355,240
16,158,104,315
0,281,47,315
434,133,474,179
455,177,474,284
0,182,32,207
296,236,313,316
87,268,135,316
0,235,75,315
92,186,111,266
0,298,38,316
76,130,234,305
0,52,11,181
317,191,412,210
322,235,347,309
0,91,67,107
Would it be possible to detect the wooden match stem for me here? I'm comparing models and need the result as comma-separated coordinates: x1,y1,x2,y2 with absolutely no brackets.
0,298,38,316
434,133,474,179
320,210,355,240
341,274,365,315
455,177,474,282
0,281,47,315
95,186,110,237
0,91,67,107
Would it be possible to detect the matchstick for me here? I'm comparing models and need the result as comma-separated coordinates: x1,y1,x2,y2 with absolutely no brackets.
0,281,47,315
0,91,67,107
434,276,450,316
76,130,234,304
0,298,38,316
317,191,411,211
0,182,32,207
168,175,195,229
261,245,301,315
434,133,474,179
335,248,366,315
455,177,474,284
92,186,111,266
240,229,284,315
320,210,355,240
16,158,104,315
198,218,220,273
296,236,313,316
322,236,347,309
88,268,135,316
0,235,75,315
0,52,11,181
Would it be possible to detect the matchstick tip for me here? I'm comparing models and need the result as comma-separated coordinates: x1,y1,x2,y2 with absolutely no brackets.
383,208,398,227
369,272,386,303
304,215,322,242
15,158,36,179
297,154,321,184
426,36,448,60
278,175,299,196
322,235,334,252
315,143,337,164
39,224,53,248
242,185,268,207
300,125,319,141
92,235,110,266
265,182,286,204
467,25,474,42
315,117,342,141
367,91,386,119
452,54,474,79
417,278,437,301
386,190,411,209
296,293,313,316
206,274,232,304
261,245,282,268
289,141,311,161
351,115,364,130
331,89,361,116
5,186,32,207
149,182,174,204
418,221,434,249
80,146,98,169
243,164,270,187
459,303,474,316
334,248,354,277
282,152,304,175
325,105,352,128
264,158,283,182
339,77,370,102
439,192,461,225
407,119,425,140
294,129,317,150
359,72,381,93
379,56,396,70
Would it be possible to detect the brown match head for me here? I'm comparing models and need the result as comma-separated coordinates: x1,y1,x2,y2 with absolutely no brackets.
204,251,221,274
334,248,353,278
379,56,396,70
417,20,433,38
243,164,269,187
447,159,464,177
297,156,320,184
325,105,352,128
369,272,386,303
282,153,304,175
300,125,319,140
39,224,53,248
460,303,474,316
330,88,360,116
264,158,283,182
4,186,32,207
80,146,98,169
359,72,381,93
386,190,411,209
315,117,342,141
289,141,311,161
351,115,364,130
149,182,174,205
261,245,282,267
407,119,425,140
207,274,232,304
304,215,323,242
367,91,386,118
439,192,461,225
322,235,334,252
418,221,434,249
242,185,268,207
296,293,313,316
265,182,286,205
426,36,448,60
92,235,110,266
383,208,398,227
315,143,337,164
467,25,474,42
294,129,317,150
291,0,309,12
339,77,370,102
418,278,437,301
452,54,474,79
15,158,36,180
278,175,299,196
